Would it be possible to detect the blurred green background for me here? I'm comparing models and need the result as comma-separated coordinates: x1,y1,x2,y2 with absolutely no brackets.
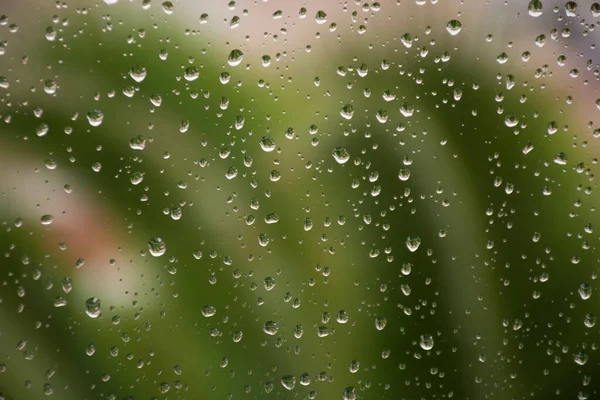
1,0,600,399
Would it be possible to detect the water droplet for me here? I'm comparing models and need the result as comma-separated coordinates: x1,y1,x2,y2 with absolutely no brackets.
446,19,462,35
86,109,104,127
315,11,327,24
528,0,543,17
340,104,354,120
130,172,144,185
129,65,147,82
592,3,600,17
554,152,568,165
161,1,174,14
261,55,272,67
565,1,577,17
184,66,199,81
399,102,414,117
332,147,350,164
264,277,276,291
504,114,519,127
401,33,413,48
129,135,147,150
398,168,411,181
406,236,421,252
202,305,216,317
36,123,49,137
584,313,596,327
260,136,276,152
375,317,387,331
85,297,101,318
349,360,360,373
227,49,244,67
578,283,592,300
281,375,296,390
41,215,54,225
573,351,588,365
263,321,279,335
303,218,314,231
54,296,67,307
420,334,434,350
343,387,357,400
44,79,57,95
258,233,270,247
225,166,238,180
148,237,166,257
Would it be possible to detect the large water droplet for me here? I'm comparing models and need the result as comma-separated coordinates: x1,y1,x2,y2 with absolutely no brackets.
332,147,350,164
227,49,244,67
281,375,296,390
446,20,462,35
148,237,166,257
406,236,421,252
86,109,104,127
419,334,434,350
85,297,101,318
263,320,279,335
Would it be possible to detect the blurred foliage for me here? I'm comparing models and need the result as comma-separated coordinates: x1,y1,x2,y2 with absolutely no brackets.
1,1,600,399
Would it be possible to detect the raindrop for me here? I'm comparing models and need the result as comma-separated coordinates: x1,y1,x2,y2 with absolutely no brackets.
399,102,414,117
202,305,216,317
148,237,166,257
227,49,244,67
573,351,588,365
584,314,596,327
86,109,104,127
446,20,462,35
420,334,434,350
332,147,350,164
161,1,174,15
260,136,276,152
85,297,101,318
129,65,147,82
41,215,54,225
36,123,49,137
406,236,421,252
554,152,568,165
263,321,279,335
315,11,327,24
281,375,296,390
340,104,354,120
129,135,147,150
375,317,387,331
528,0,543,17
184,66,199,81
578,283,592,300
